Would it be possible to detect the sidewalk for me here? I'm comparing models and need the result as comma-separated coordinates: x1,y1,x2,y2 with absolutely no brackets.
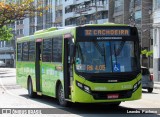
154,82,160,89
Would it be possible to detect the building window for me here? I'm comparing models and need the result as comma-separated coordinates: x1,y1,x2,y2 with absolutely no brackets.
20,29,23,35
16,20,23,25
114,0,123,12
153,29,157,46
16,29,24,35
135,10,141,24
135,0,141,6
154,0,160,10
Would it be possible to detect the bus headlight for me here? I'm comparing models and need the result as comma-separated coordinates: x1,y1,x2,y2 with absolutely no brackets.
133,80,141,92
76,81,91,94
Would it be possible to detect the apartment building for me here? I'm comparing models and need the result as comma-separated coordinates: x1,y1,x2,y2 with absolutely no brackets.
109,0,153,68
54,0,63,27
64,0,109,26
153,0,160,81
29,0,55,35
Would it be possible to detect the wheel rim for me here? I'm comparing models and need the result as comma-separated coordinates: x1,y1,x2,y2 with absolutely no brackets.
58,85,65,104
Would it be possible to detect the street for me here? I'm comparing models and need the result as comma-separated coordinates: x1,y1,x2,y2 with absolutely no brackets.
0,68,160,117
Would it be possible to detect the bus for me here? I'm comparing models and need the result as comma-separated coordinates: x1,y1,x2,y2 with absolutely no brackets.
16,24,141,106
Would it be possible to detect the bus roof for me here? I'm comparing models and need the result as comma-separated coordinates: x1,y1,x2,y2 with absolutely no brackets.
17,23,129,43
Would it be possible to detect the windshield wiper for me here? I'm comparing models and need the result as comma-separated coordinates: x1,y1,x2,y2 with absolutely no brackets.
114,44,118,65
93,41,106,67
93,41,104,56
116,41,125,56
76,43,84,63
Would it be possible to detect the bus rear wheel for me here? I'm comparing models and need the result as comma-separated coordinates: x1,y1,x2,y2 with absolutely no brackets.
28,79,36,98
57,83,68,107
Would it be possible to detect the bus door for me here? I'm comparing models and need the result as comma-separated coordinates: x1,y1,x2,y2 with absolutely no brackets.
63,34,74,99
35,39,42,92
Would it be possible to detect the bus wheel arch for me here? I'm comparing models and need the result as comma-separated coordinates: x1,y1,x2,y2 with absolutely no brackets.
27,76,36,98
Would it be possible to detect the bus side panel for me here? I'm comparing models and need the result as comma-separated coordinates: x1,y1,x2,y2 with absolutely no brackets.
16,62,36,91
41,62,63,97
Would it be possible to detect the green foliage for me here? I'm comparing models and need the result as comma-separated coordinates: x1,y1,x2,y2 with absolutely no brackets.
141,49,153,57
0,26,13,41
146,50,153,57
141,49,147,55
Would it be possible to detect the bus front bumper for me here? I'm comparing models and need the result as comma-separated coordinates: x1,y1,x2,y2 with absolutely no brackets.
72,82,142,103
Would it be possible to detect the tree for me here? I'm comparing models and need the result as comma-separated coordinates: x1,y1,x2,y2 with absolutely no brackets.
0,26,13,41
0,0,49,40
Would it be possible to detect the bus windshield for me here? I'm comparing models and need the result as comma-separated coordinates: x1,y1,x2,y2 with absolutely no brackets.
75,41,138,73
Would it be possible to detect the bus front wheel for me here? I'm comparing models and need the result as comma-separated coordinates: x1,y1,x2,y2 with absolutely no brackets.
57,83,68,107
28,79,36,98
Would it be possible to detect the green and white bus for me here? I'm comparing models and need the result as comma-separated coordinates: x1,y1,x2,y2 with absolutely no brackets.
16,24,141,106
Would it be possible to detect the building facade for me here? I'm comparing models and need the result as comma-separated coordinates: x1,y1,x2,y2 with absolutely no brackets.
153,0,160,81
0,0,109,68
0,18,29,67
29,0,55,35
54,0,63,27
109,0,153,68
64,0,108,26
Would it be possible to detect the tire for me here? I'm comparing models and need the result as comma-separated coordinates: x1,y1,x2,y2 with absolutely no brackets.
57,83,68,107
148,88,153,93
28,79,36,98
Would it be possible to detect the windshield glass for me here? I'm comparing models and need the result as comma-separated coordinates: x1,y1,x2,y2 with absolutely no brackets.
75,41,138,73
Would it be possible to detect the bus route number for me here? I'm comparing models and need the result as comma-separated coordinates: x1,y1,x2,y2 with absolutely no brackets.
87,65,106,71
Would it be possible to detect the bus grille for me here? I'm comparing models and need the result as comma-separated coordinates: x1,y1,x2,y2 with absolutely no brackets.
91,90,132,100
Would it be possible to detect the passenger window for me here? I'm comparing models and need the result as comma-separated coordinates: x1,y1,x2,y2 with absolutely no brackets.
42,39,52,62
29,41,35,61
22,42,29,61
17,43,22,61
52,36,62,62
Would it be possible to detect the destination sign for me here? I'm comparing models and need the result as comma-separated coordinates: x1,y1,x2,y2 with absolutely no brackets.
84,29,130,36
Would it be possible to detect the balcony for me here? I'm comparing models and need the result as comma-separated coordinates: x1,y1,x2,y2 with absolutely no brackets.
64,0,76,7
64,12,76,19
75,0,84,5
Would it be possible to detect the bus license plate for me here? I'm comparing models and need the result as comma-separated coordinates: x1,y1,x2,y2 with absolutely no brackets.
107,94,119,99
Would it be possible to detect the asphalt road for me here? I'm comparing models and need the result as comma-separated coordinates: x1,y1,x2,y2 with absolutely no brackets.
0,68,160,117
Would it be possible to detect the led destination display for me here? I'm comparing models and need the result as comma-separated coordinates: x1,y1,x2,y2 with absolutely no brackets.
84,29,130,36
